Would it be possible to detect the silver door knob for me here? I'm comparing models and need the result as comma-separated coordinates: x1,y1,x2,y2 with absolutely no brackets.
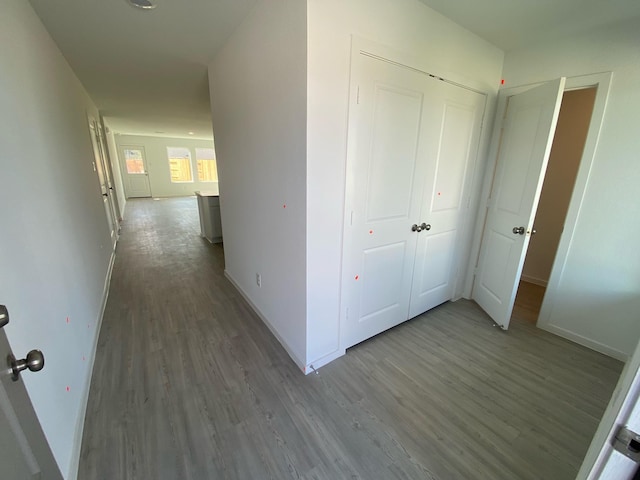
512,226,525,235
9,350,45,381
421,223,431,231
412,224,420,232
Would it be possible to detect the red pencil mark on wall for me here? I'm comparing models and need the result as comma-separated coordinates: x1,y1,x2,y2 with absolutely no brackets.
355,275,359,280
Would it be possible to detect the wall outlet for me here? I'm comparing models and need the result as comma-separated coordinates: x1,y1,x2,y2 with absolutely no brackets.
256,273,262,288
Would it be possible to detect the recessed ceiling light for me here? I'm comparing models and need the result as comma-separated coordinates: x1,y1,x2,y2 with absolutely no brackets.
188,131,195,135
126,0,157,10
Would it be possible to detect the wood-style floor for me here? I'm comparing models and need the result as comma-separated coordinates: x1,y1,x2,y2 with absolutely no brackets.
79,197,623,480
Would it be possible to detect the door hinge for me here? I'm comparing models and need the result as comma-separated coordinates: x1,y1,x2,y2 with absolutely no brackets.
613,425,640,463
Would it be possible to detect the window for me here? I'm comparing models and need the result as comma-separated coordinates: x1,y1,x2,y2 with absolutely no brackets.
167,147,193,183
124,148,145,174
196,147,218,182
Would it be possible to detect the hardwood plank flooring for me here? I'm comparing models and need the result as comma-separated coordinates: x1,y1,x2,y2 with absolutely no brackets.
513,281,547,323
79,197,623,479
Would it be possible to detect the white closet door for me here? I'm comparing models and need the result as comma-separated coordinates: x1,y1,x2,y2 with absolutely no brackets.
408,83,485,318
343,54,441,349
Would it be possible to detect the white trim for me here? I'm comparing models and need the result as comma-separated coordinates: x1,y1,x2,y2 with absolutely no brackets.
305,349,345,375
223,270,306,373
67,247,116,480
539,323,628,362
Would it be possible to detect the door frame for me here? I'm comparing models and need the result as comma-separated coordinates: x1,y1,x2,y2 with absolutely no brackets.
465,73,614,342
87,116,118,248
338,36,492,352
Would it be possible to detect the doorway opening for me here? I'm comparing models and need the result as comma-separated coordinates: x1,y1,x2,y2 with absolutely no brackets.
512,87,597,324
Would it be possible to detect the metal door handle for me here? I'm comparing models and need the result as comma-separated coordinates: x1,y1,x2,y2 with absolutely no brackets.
412,223,432,233
512,226,525,235
0,305,8,329
9,350,45,381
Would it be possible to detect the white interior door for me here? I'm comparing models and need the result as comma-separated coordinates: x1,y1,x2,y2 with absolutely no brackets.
408,83,485,318
0,308,62,479
120,145,151,198
342,54,441,348
473,78,565,329
88,119,116,248
96,123,120,234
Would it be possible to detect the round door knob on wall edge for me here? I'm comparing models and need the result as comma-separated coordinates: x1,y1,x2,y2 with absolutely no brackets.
9,350,45,381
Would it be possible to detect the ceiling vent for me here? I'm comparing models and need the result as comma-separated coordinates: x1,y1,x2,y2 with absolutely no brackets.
126,0,157,10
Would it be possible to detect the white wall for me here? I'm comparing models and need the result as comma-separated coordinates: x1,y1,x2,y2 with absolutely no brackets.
114,134,217,198
208,0,308,367
306,0,504,367
0,1,113,478
503,18,640,358
522,88,596,286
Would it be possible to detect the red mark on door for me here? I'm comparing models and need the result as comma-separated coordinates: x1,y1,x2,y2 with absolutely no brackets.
369,230,373,235
66,386,70,392
66,316,70,324
355,275,359,280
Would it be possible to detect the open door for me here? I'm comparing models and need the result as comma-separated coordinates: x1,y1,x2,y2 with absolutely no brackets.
0,307,62,479
473,78,565,329
88,118,117,249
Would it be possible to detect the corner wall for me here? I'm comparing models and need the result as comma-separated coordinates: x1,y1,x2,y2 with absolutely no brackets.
306,0,504,367
0,1,113,477
208,0,308,367
503,19,640,357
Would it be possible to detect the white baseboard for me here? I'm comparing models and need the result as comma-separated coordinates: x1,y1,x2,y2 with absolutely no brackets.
67,248,116,480
538,323,628,362
305,349,345,375
223,270,307,373
520,275,548,287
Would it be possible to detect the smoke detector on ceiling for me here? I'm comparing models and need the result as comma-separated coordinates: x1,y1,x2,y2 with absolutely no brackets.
127,0,157,10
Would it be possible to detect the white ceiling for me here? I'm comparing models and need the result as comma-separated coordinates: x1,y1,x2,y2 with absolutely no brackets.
417,0,640,51
29,0,258,139
30,0,640,140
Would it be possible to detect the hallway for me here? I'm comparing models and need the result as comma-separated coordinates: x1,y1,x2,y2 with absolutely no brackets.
79,197,623,480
